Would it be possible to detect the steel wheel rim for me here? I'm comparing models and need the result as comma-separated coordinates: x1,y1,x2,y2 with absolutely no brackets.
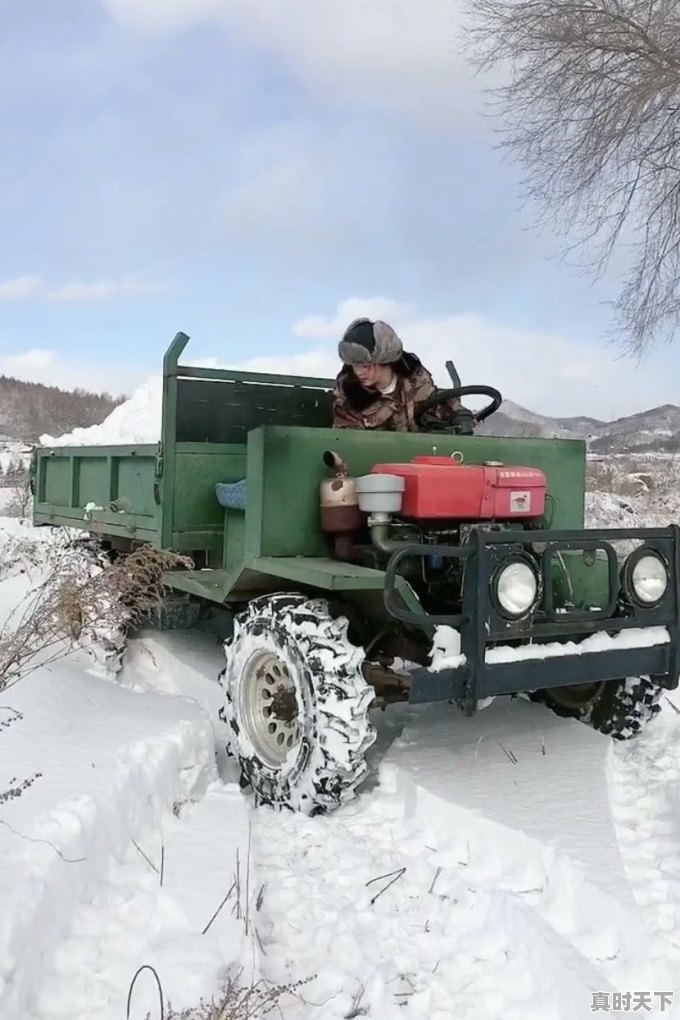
545,681,608,711
240,649,302,767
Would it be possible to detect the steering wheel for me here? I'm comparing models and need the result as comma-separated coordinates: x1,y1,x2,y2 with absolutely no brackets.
414,385,503,433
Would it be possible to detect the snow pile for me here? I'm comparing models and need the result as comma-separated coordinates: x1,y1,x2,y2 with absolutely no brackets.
38,352,239,448
0,522,250,1020
39,377,162,448
0,667,218,1020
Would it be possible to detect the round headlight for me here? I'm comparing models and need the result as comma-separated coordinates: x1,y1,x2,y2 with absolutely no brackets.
631,552,668,606
493,559,540,618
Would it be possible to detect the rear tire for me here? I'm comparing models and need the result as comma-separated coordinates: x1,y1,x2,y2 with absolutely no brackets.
533,676,663,739
219,593,376,815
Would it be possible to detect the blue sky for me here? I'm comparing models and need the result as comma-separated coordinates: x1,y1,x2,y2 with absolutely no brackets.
0,0,677,418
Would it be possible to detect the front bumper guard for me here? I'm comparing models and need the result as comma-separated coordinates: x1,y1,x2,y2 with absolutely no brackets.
382,525,680,710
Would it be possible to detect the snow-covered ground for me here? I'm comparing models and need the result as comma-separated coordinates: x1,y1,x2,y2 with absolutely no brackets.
1,506,680,1019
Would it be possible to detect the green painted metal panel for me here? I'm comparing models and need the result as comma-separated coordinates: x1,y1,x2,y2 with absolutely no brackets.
165,444,247,565
244,429,266,560
174,365,334,388
172,446,246,532
43,457,72,508
31,509,159,542
160,368,177,551
162,555,420,613
553,549,612,609
77,457,110,508
116,458,158,516
39,444,158,458
246,557,423,616
175,378,332,444
254,425,586,558
33,445,160,536
225,513,245,574
163,569,237,601
250,555,392,590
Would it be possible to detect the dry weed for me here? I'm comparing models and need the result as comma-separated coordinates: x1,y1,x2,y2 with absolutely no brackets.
150,974,311,1020
0,542,192,692
128,965,313,1020
0,541,193,808
587,456,674,499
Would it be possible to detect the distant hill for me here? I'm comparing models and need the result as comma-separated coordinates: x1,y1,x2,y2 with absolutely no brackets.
0,376,123,444
477,399,680,454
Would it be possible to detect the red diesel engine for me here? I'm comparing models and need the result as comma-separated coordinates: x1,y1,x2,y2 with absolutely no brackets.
370,456,546,521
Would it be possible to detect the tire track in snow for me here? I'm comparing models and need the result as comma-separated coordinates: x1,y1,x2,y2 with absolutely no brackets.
608,702,680,992
380,698,671,992
251,695,676,1018
251,780,604,1020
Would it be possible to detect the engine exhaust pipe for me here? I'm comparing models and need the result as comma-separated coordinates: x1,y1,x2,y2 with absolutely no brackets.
320,450,363,541
322,449,350,477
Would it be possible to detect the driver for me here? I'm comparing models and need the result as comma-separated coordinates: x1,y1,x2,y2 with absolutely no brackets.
332,318,462,431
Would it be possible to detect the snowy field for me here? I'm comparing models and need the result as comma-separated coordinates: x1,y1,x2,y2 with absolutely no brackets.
0,509,679,1020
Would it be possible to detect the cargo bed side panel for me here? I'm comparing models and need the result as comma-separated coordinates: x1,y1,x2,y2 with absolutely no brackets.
32,444,162,542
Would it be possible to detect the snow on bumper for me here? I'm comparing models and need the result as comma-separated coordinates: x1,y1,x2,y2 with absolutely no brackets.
409,626,675,704
430,624,670,670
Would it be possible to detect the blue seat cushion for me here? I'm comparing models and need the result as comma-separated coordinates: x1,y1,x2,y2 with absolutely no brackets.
215,479,247,510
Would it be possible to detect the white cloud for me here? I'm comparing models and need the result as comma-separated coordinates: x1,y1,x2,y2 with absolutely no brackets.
0,276,169,303
236,297,667,420
0,349,55,374
102,0,482,126
0,277,44,300
294,299,414,341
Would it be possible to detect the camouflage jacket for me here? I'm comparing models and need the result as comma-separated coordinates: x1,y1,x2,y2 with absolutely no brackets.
332,352,461,432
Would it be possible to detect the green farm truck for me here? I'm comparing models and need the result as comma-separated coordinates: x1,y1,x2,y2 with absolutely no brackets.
31,332,680,814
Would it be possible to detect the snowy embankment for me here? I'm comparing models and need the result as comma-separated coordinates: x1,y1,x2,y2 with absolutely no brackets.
0,667,216,1019
0,523,250,1020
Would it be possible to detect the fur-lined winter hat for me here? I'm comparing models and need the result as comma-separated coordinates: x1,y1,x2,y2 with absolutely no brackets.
338,318,403,366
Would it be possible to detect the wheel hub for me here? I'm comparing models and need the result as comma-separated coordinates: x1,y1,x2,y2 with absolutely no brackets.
545,681,607,711
240,650,302,767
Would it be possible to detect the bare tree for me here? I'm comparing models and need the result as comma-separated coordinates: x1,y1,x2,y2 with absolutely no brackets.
465,0,680,355
5,468,32,520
